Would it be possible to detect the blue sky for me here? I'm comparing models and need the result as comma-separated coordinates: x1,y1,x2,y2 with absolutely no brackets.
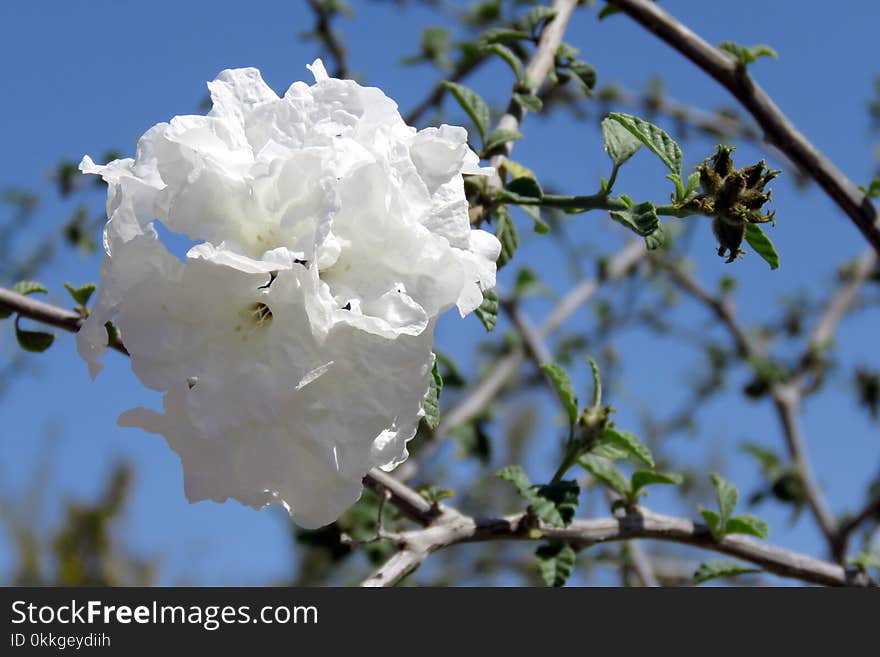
0,1,878,585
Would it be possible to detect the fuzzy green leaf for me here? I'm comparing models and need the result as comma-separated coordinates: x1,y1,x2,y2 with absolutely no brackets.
63,282,96,308
540,362,578,427
494,206,519,269
579,454,631,496
513,92,543,113
597,4,621,20
484,127,523,154
606,112,682,175
505,176,544,201
535,542,576,587
12,280,48,297
601,117,643,166
475,289,499,332
700,507,723,537
478,27,531,44
744,223,779,270
15,318,55,353
498,465,532,496
725,514,770,539
711,473,739,523
532,480,580,527
609,200,660,237
600,428,653,468
694,560,761,585
422,358,443,430
718,41,778,67
521,204,550,234
567,59,597,94
442,81,490,143
482,43,523,81
631,470,683,496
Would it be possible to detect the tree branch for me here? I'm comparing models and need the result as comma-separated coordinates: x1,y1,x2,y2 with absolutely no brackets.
653,258,841,550
363,506,872,587
487,0,579,173
2,286,871,589
607,0,880,254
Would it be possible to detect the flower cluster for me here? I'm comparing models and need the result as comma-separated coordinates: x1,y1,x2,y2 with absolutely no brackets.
79,60,500,528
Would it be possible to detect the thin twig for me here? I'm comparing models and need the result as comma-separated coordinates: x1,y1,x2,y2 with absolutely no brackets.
305,0,349,78
654,258,841,550
607,0,880,253
487,0,579,176
0,287,127,355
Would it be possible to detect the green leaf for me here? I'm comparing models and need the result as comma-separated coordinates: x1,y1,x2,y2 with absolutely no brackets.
718,41,778,67
478,27,531,44
482,43,523,81
417,485,455,504
601,117,643,166
494,206,519,269
535,542,576,587
442,81,490,143
589,442,631,461
600,428,653,468
498,465,533,498
567,59,597,94
521,204,550,234
523,6,557,33
597,4,621,20
15,317,55,353
711,473,739,523
744,223,779,270
579,454,631,497
606,112,683,175
643,223,667,251
104,321,120,346
502,176,544,204
693,560,761,585
501,158,536,181
532,480,580,527
631,470,683,496
499,466,578,527
63,282,96,308
848,550,880,573
422,358,443,430
12,280,48,296
699,507,723,537
725,514,770,539
475,289,499,332
609,200,660,237
685,171,701,196
588,357,602,407
484,127,523,154
740,442,780,471
859,178,880,198
513,92,543,113
540,363,578,427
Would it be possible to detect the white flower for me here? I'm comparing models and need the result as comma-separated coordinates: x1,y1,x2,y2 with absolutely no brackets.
79,60,499,527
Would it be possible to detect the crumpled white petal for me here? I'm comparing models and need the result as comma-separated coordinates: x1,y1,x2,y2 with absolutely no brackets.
79,60,500,527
